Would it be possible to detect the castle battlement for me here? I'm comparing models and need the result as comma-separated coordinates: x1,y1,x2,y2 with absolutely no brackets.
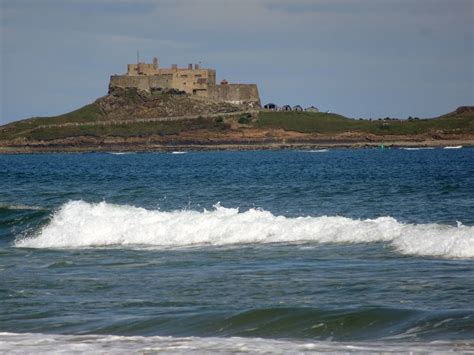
109,57,260,108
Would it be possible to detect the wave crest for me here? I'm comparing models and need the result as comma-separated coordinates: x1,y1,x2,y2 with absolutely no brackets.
15,201,474,258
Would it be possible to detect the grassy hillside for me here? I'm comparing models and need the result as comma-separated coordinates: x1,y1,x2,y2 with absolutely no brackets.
1,102,473,143
0,115,230,141
0,104,102,140
254,111,474,135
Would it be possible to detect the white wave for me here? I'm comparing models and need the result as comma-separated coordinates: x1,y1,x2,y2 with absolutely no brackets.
0,203,46,211
108,152,135,155
304,149,328,153
444,146,463,149
0,332,471,354
171,151,187,154
15,201,474,258
401,147,436,151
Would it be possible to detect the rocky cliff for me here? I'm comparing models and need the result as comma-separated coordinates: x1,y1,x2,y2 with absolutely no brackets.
95,87,252,121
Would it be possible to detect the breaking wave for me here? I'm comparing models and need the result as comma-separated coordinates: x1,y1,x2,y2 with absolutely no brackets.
2,332,472,353
401,147,435,151
15,201,474,258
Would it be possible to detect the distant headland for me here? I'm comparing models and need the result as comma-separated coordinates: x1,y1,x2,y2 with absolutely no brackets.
0,57,473,153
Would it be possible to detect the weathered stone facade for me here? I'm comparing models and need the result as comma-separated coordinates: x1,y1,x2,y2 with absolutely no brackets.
208,84,260,105
109,57,260,108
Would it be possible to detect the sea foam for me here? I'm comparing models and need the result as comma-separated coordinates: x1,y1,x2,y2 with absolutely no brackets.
15,201,474,258
2,332,471,354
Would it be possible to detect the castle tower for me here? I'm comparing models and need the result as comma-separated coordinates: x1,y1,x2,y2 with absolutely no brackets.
153,57,158,69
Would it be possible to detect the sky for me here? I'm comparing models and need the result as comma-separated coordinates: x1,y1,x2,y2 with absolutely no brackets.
1,0,473,124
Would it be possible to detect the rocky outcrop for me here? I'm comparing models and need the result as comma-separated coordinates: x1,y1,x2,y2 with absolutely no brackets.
455,106,474,114
95,87,249,121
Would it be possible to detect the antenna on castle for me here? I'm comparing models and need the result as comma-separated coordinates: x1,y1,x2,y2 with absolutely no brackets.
137,50,140,64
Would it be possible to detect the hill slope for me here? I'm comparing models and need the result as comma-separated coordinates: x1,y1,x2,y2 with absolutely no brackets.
0,90,473,152
255,110,474,135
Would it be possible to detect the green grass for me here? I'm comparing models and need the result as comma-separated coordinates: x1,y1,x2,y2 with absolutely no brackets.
1,105,472,142
254,111,474,135
0,104,102,140
2,116,231,141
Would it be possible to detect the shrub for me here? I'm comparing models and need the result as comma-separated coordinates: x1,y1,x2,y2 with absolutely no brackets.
238,115,252,124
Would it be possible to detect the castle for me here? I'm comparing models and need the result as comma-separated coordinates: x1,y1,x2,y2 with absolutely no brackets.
109,57,261,108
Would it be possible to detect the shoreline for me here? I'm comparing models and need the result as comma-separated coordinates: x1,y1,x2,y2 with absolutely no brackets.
2,103,472,155
0,139,472,154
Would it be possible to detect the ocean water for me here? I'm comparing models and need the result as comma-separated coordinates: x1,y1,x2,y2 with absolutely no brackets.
1,148,473,353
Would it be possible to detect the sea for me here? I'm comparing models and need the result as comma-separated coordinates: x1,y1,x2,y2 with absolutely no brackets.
0,148,473,353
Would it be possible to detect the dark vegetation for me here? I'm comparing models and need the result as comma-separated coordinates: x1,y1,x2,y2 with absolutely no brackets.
254,111,474,135
0,110,230,141
238,113,253,125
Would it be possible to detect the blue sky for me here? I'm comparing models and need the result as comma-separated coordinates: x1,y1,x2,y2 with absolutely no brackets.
1,0,473,124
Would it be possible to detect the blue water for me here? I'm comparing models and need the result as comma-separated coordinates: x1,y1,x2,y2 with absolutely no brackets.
1,149,473,351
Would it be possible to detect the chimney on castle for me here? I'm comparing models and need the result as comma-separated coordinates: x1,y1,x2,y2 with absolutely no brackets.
194,63,200,70
171,64,178,70
188,63,193,70
153,57,158,69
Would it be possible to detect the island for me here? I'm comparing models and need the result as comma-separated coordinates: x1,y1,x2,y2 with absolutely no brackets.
1,57,473,153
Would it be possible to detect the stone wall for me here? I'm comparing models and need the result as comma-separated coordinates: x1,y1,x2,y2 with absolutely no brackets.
208,84,260,107
109,70,260,109
110,70,216,96
169,69,216,95
149,74,173,89
128,63,157,75
109,75,173,93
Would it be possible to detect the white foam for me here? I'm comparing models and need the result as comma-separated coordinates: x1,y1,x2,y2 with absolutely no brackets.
401,147,436,150
15,201,474,258
0,204,46,211
0,332,472,354
171,151,187,154
444,146,463,149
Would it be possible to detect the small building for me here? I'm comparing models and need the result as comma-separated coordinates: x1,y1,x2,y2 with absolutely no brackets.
264,103,277,110
305,106,319,113
293,105,303,112
281,105,292,111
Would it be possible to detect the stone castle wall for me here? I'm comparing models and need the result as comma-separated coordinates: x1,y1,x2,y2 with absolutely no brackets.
109,57,260,107
109,75,173,92
208,84,260,107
